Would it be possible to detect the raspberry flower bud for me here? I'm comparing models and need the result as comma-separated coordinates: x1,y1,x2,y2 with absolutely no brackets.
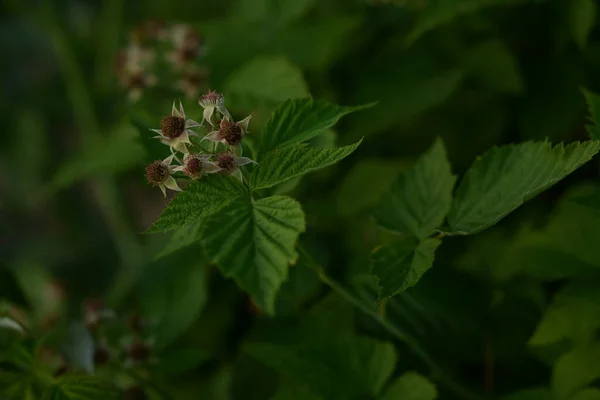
198,90,230,126
215,151,256,181
173,153,221,179
151,100,201,153
144,155,181,197
203,115,252,147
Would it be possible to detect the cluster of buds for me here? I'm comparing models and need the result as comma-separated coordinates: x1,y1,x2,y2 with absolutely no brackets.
145,91,256,197
116,20,208,102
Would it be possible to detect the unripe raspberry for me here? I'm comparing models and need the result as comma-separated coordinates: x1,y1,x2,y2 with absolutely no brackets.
160,115,185,138
218,120,243,145
145,161,169,185
216,152,237,173
185,156,204,179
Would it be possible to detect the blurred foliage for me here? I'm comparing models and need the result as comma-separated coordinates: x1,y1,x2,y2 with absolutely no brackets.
3,0,600,399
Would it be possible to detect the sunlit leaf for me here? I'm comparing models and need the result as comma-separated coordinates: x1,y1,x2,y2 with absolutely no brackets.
552,343,600,399
381,372,438,400
146,175,247,233
260,98,373,155
251,141,362,190
448,140,600,234
200,196,306,314
375,138,456,239
370,237,441,300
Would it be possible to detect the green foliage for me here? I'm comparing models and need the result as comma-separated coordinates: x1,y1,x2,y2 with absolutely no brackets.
200,196,305,314
375,139,456,239
447,140,600,234
529,280,600,348
250,141,362,190
552,344,600,399
583,90,600,140
501,388,551,400
245,334,396,399
568,0,597,50
51,123,145,190
41,375,120,400
147,175,247,233
370,238,441,300
260,98,373,155
224,56,310,112
381,372,438,400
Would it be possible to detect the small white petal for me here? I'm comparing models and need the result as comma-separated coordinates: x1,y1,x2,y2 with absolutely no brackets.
171,100,184,118
238,115,252,132
185,119,201,129
164,176,182,192
163,154,176,166
173,166,185,172
202,131,221,143
236,157,256,166
150,129,164,135
202,106,215,126
159,185,167,198
178,100,186,119
203,161,222,174
231,168,243,181
180,131,191,144
173,140,189,153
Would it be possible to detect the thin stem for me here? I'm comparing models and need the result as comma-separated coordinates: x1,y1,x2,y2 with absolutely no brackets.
298,245,487,400
41,3,143,307
94,0,122,92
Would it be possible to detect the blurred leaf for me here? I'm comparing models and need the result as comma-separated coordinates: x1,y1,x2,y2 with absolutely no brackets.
224,56,309,112
370,237,441,300
568,0,597,50
381,372,438,400
41,375,120,400
274,17,361,71
447,140,600,234
336,159,410,216
154,221,202,260
10,261,62,322
250,140,362,190
464,40,523,94
529,279,600,347
272,381,322,399
552,343,600,399
406,0,531,45
375,138,456,239
51,123,145,190
501,388,551,400
260,98,374,155
4,377,37,400
155,347,211,376
350,59,463,138
234,0,315,26
141,261,207,347
570,388,600,400
146,176,247,233
62,323,94,373
245,335,396,399
200,196,305,314
583,89,600,140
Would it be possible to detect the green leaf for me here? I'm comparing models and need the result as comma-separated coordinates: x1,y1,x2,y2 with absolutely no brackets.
583,89,600,140
260,98,374,155
336,158,410,217
501,388,551,400
141,260,207,347
244,336,396,400
250,140,362,191
529,279,600,347
568,0,597,50
233,0,315,26
381,372,438,400
154,221,202,260
570,388,600,400
370,237,442,300
464,40,523,95
406,0,531,45
224,56,310,112
200,196,306,314
272,381,323,400
146,175,247,233
375,139,456,239
42,375,120,400
4,377,37,400
552,343,600,399
154,347,211,376
51,123,145,190
447,140,600,234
